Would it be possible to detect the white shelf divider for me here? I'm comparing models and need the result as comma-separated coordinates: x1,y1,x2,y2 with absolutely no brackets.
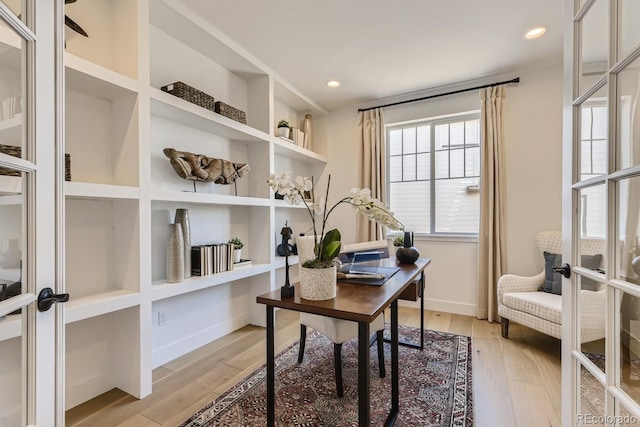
272,136,327,165
65,182,140,200
65,290,141,324
65,53,139,101
151,188,269,207
151,263,271,301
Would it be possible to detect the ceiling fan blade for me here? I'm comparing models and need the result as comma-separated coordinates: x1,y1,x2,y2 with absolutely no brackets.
65,15,88,37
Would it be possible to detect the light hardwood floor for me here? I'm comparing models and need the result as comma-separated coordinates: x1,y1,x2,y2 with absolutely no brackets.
66,307,562,427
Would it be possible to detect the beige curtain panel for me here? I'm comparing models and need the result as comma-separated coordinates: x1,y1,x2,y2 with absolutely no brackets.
357,108,386,242
476,85,507,321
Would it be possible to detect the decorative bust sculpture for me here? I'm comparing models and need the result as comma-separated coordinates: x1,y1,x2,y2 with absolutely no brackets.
163,148,250,184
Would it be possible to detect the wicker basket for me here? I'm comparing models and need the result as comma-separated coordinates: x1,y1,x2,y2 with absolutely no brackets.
161,81,216,112
0,144,71,181
214,101,246,124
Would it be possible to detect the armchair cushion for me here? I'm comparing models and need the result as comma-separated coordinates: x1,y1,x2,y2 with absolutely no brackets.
503,291,562,324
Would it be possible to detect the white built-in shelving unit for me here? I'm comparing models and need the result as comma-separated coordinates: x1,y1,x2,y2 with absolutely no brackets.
11,0,330,412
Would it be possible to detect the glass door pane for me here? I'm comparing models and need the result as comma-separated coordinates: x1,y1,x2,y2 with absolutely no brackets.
619,0,640,59
0,164,24,426
616,175,640,285
0,19,24,157
579,0,609,96
616,55,640,171
578,85,608,182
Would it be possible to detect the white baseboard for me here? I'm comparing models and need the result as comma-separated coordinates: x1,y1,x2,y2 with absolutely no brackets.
399,298,476,317
152,313,248,368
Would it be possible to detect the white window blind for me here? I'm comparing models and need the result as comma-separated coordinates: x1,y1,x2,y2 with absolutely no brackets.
387,112,480,235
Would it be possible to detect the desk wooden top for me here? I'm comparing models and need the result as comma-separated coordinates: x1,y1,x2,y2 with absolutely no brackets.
256,258,430,323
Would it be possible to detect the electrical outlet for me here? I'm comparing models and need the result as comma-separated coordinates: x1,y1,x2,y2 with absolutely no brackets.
158,311,167,327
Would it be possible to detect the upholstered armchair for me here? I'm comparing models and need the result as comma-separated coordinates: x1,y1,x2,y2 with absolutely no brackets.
497,231,606,343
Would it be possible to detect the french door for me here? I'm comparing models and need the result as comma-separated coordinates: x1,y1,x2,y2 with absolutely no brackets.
564,0,640,425
0,1,63,426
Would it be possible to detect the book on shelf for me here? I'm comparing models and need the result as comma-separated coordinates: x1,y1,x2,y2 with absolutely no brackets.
190,243,236,276
290,128,306,147
191,245,204,276
234,259,252,267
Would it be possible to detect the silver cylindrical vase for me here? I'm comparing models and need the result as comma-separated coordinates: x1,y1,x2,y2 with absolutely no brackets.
167,223,185,283
175,208,191,279
302,114,313,150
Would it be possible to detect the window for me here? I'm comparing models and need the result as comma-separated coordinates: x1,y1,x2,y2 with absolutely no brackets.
387,113,480,235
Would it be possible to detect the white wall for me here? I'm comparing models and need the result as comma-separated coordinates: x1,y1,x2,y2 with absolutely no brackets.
326,63,564,316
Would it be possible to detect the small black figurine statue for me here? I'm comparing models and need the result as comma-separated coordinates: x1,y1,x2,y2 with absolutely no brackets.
276,222,293,256
280,223,295,298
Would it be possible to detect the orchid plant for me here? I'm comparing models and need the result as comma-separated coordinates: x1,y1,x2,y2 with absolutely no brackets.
267,172,404,268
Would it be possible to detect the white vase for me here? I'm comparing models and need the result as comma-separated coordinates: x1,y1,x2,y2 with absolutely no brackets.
302,113,312,150
299,265,337,300
234,248,241,263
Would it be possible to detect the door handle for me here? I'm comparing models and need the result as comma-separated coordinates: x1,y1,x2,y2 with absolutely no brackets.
37,287,69,312
552,263,571,279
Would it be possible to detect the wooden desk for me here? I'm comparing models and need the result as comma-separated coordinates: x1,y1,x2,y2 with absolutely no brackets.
257,257,431,427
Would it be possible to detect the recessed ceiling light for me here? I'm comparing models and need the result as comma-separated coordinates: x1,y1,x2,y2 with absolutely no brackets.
326,80,341,88
525,26,548,39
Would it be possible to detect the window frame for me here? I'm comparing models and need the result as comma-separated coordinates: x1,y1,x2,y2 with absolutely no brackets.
385,111,481,238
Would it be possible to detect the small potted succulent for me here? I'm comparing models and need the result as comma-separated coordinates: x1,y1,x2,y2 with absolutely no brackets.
390,235,404,257
228,237,244,263
277,119,290,138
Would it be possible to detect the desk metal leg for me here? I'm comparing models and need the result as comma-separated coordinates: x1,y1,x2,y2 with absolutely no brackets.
266,305,275,427
385,299,399,426
358,321,370,426
419,271,425,350
384,272,425,350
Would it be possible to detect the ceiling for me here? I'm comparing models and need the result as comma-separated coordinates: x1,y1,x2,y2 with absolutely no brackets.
174,0,565,111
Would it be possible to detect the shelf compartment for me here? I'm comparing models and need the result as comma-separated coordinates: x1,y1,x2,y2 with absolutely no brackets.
66,306,141,410
149,1,271,134
150,88,269,143
0,314,21,341
273,136,327,164
0,175,20,195
0,116,22,147
66,85,138,187
65,289,140,324
65,53,139,101
65,198,139,300
151,188,269,207
64,0,138,79
151,263,271,301
65,182,139,200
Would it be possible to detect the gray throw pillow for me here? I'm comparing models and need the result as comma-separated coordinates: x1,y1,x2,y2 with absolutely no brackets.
541,252,602,295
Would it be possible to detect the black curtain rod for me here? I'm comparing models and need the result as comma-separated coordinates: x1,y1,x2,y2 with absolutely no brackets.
357,77,520,112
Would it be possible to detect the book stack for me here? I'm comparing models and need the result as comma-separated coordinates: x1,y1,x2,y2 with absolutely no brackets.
191,243,235,276
290,128,306,147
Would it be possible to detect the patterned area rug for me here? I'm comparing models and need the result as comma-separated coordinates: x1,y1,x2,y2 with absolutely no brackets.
178,325,473,427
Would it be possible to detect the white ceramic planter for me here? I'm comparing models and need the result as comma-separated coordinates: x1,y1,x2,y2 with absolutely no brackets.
299,265,337,300
277,127,290,138
234,249,241,263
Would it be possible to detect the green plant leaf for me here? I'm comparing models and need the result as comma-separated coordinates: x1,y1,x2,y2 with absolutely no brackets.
319,229,341,261
322,241,341,260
